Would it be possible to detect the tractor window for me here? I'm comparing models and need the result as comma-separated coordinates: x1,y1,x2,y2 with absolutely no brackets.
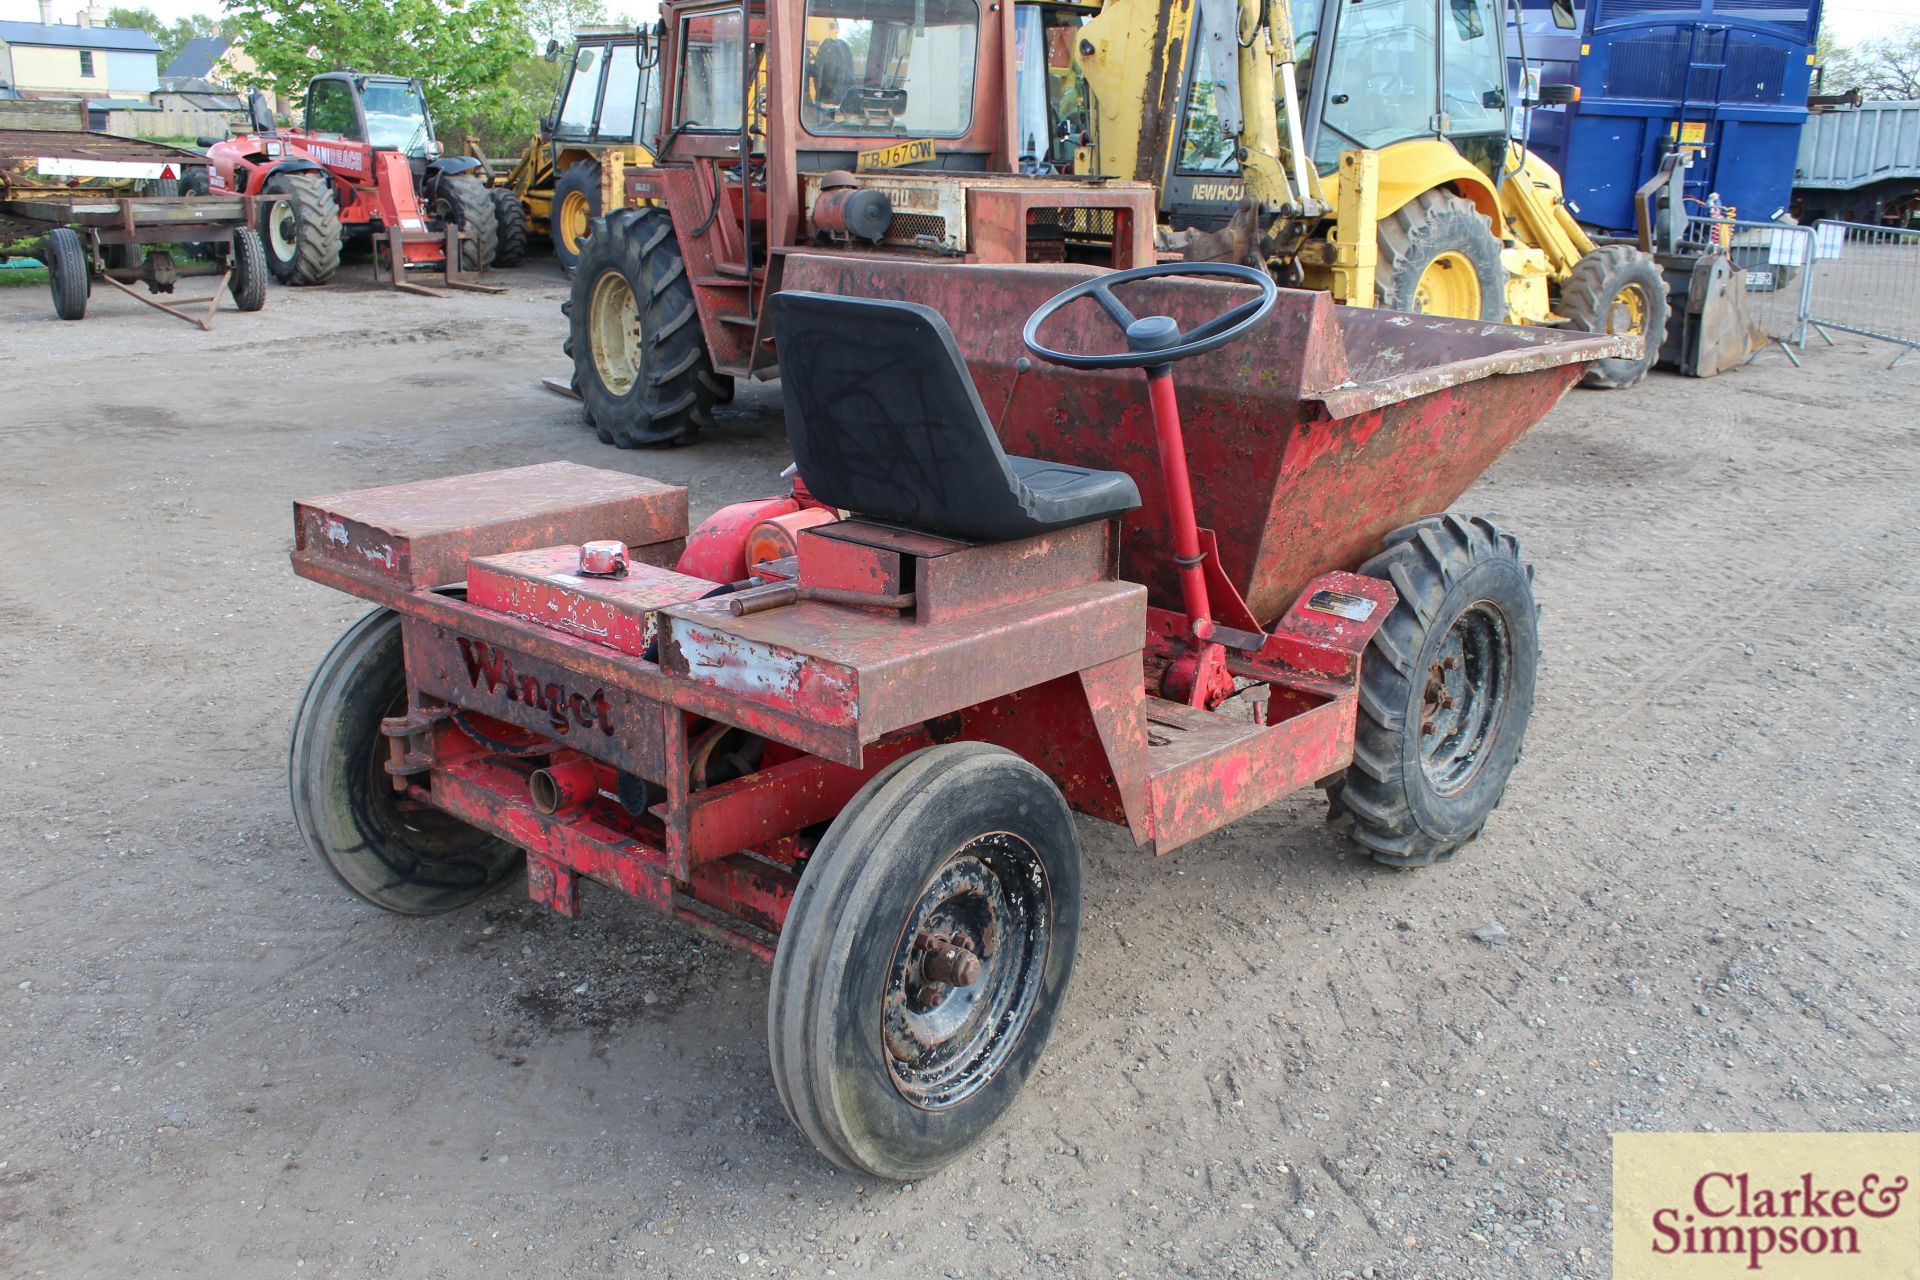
678,8,747,130
1442,0,1507,138
1315,0,1440,162
598,49,643,138
1178,39,1238,174
307,79,359,140
361,81,432,154
1014,5,1090,172
558,46,603,135
800,0,980,138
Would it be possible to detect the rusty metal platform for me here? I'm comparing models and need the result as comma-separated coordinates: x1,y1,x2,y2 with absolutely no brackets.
0,128,203,166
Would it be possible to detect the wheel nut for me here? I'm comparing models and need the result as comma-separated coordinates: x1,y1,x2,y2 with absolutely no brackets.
922,941,982,987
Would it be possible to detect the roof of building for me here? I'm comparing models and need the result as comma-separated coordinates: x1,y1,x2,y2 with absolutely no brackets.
0,20,161,52
164,35,230,79
159,89,244,111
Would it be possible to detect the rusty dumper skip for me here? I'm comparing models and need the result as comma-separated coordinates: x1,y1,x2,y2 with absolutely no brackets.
290,257,1628,1178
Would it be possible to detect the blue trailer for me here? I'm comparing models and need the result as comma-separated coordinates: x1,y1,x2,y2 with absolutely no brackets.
1512,0,1821,236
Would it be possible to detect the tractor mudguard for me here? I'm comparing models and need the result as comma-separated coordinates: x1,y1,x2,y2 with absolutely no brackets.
264,156,327,182
1368,139,1502,226
425,156,484,181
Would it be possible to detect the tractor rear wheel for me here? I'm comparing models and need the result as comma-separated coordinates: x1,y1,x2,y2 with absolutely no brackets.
551,160,600,272
1559,245,1667,389
46,226,89,321
228,227,268,311
427,172,498,273
289,606,522,915
260,170,342,286
490,187,528,268
768,744,1082,1180
1376,190,1507,322
570,207,721,447
1327,514,1539,868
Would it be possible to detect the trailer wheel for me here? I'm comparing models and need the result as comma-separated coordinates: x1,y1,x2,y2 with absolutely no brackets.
768,744,1082,1180
426,172,498,274
46,226,89,321
570,207,720,447
1559,245,1667,389
1328,514,1538,868
1376,190,1507,323
490,187,528,268
260,170,342,286
551,160,601,272
289,607,522,915
228,227,268,312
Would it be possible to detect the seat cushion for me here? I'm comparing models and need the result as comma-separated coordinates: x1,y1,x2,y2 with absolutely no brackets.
1008,455,1142,528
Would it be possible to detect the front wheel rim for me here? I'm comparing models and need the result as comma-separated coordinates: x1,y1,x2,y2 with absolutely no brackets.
588,270,642,395
1418,601,1513,797
1413,250,1482,318
882,833,1051,1110
268,205,297,259
560,190,591,253
1607,282,1649,335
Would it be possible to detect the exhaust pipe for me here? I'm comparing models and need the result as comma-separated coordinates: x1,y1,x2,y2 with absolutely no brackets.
529,758,599,815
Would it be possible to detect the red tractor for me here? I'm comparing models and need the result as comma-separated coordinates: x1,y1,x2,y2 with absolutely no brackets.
206,76,512,290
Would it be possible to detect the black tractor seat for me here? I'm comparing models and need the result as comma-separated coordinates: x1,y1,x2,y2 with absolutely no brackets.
769,291,1142,543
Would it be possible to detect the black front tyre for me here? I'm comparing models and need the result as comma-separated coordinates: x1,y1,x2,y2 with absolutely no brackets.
228,227,268,311
260,170,342,285
490,187,528,268
427,172,499,273
551,159,601,272
289,607,522,915
569,207,721,447
46,226,89,321
769,744,1083,1180
1328,515,1539,868
1559,245,1668,389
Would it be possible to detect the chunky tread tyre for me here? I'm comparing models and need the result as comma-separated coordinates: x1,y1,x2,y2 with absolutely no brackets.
1559,244,1668,389
489,187,528,268
551,159,601,272
768,744,1083,1180
289,607,522,915
261,170,342,285
1327,514,1539,868
1376,190,1507,322
428,172,498,273
569,206,720,447
46,226,88,321
228,226,268,311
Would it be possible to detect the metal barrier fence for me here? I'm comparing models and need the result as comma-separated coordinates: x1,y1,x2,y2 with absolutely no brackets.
1808,220,1920,368
1682,215,1816,366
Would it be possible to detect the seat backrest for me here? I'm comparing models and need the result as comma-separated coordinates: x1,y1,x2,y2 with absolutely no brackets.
769,291,1034,540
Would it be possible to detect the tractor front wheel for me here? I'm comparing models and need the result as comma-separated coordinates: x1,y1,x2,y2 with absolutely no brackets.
1327,514,1539,867
551,160,600,272
490,187,528,268
289,607,522,915
1559,245,1667,389
260,170,342,285
1376,190,1507,322
569,207,721,447
426,172,499,273
769,744,1082,1180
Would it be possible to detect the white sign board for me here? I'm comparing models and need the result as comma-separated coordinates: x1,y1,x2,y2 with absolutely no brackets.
35,158,179,180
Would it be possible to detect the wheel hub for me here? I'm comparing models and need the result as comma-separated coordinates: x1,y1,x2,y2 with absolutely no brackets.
561,190,591,254
882,834,1049,1110
588,270,642,395
1607,282,1648,336
1418,601,1512,797
1412,250,1482,318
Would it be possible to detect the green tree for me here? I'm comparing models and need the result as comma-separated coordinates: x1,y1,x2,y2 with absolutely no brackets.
1823,22,1920,100
220,0,532,127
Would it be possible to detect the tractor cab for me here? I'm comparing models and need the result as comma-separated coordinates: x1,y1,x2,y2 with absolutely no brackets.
300,73,440,176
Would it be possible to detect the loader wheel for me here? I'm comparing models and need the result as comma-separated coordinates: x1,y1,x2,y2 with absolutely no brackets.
1327,514,1538,868
228,227,268,312
289,607,522,915
490,187,528,268
769,744,1081,1180
182,165,210,197
260,170,342,286
47,226,89,321
1559,245,1667,389
1376,190,1507,322
426,172,498,274
570,207,721,447
552,160,601,272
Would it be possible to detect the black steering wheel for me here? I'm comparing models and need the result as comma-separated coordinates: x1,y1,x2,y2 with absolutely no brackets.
1021,261,1279,371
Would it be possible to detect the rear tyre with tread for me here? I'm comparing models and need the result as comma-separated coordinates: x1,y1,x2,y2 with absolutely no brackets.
46,226,89,321
569,207,720,447
228,227,268,311
1559,244,1667,389
289,607,522,915
489,187,528,268
769,743,1082,1180
427,172,498,273
551,159,601,272
1376,190,1507,322
260,170,342,285
1327,514,1539,868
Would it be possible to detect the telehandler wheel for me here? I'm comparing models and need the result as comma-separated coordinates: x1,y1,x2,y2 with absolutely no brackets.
427,172,499,273
260,171,342,286
1376,190,1507,322
1559,245,1667,389
569,207,721,447
768,744,1082,1180
289,607,522,916
228,227,268,312
552,160,601,272
1327,514,1539,868
46,226,89,321
490,187,528,268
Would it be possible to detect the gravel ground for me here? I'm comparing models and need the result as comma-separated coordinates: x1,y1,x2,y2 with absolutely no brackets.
0,262,1915,1279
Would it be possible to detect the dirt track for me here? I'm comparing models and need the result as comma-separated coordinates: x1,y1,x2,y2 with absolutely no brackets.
1,265,1915,1279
